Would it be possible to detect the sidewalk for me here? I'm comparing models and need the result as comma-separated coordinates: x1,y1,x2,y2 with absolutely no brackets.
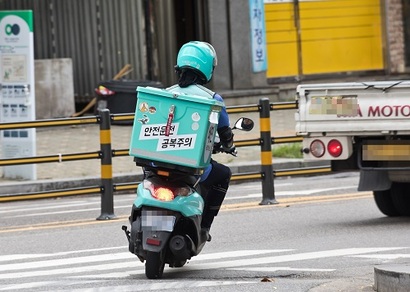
0,109,315,194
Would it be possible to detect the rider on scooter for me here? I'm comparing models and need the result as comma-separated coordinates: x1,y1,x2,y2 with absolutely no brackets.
166,41,236,241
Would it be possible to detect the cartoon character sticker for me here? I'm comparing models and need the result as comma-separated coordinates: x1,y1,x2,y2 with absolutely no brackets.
138,114,149,124
137,102,157,124
139,102,149,112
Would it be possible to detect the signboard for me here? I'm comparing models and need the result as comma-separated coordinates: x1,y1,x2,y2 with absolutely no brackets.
0,11,36,180
249,0,267,72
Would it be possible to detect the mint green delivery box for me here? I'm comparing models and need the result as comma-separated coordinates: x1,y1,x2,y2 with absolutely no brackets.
129,86,224,173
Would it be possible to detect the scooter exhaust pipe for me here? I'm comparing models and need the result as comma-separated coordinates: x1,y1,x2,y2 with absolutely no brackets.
169,235,193,260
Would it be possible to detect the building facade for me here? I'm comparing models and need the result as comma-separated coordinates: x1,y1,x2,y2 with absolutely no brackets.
0,0,408,104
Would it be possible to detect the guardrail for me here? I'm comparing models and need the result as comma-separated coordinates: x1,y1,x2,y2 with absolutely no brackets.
0,98,331,217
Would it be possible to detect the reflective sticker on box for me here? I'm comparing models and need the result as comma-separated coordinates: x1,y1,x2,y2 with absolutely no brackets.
139,123,180,139
157,134,197,151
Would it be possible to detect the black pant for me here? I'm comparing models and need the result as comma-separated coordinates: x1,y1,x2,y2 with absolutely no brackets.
199,160,232,229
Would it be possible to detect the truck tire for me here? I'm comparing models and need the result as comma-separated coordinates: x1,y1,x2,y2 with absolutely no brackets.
373,189,400,217
390,182,410,216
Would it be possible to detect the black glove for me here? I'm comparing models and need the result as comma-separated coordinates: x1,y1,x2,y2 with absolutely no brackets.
218,126,234,148
223,144,237,156
213,141,222,154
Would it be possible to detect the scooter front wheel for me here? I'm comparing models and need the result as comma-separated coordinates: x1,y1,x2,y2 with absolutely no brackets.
145,251,166,279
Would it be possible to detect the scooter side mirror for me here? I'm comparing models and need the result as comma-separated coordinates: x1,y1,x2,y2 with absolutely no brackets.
233,117,254,131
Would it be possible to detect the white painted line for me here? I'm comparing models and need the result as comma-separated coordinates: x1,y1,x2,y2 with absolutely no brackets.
193,249,293,261
0,280,101,291
0,253,134,272
225,186,356,200
0,281,58,291
275,187,356,196
0,200,88,212
181,247,407,271
3,205,131,218
228,266,335,272
70,272,130,279
0,261,141,280
0,250,288,272
0,246,127,262
350,254,410,260
0,202,96,214
64,280,254,292
0,248,406,280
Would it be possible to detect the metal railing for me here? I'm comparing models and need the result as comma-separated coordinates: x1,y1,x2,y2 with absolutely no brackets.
0,98,331,217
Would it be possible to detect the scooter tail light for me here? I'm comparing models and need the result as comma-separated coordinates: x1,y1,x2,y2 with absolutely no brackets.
153,187,175,201
142,180,174,201
327,139,343,157
310,139,326,158
142,179,192,200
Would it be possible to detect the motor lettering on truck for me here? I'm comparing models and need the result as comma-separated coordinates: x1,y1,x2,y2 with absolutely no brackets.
309,95,410,118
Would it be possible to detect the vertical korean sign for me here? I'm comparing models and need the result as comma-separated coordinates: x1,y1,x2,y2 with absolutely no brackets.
249,0,267,72
0,11,36,180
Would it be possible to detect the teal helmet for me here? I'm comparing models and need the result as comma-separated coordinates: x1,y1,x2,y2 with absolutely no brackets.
176,41,217,83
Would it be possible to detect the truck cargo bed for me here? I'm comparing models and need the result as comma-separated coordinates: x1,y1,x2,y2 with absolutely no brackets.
296,80,410,136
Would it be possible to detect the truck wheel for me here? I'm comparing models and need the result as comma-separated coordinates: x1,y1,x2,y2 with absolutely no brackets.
373,189,400,217
391,182,410,216
145,251,166,279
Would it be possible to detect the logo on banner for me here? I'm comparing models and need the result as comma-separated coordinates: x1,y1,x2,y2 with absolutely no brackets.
5,24,20,36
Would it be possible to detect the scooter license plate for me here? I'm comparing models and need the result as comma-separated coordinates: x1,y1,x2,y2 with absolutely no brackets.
142,212,176,232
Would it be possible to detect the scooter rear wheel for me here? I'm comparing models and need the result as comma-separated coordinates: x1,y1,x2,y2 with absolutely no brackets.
145,251,166,279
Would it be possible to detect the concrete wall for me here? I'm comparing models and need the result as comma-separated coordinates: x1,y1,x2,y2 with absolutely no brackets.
385,0,406,73
35,59,75,119
208,0,269,91
207,0,231,90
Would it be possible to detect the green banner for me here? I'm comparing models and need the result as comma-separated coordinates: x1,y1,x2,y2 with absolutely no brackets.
0,10,33,32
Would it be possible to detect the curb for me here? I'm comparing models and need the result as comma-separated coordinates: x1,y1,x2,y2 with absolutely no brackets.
0,160,330,197
374,264,410,292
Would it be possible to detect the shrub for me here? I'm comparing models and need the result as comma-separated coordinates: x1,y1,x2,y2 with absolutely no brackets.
272,143,302,158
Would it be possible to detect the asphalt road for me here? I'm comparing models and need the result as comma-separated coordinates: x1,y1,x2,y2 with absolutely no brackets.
1,172,410,292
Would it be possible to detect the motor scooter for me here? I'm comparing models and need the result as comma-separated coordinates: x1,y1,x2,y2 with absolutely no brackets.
122,117,254,279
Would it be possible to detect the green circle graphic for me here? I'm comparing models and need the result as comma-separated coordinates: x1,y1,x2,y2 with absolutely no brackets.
5,24,20,36
5,24,12,35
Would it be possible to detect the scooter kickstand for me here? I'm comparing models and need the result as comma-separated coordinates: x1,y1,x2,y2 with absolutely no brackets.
122,225,131,241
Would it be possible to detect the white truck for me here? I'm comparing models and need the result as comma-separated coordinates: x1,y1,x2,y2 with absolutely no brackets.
295,80,410,216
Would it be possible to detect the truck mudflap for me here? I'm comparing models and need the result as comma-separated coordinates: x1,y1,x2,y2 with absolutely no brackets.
358,169,391,192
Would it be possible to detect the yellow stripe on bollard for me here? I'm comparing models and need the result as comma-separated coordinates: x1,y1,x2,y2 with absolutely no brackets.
100,129,112,144
261,151,272,165
260,117,271,132
101,164,113,179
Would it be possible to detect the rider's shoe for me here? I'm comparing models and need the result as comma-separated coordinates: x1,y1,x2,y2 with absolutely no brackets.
201,228,212,242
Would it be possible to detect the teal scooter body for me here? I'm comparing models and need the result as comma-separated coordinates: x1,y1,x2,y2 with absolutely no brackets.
123,171,209,280
133,183,204,217
122,117,255,279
